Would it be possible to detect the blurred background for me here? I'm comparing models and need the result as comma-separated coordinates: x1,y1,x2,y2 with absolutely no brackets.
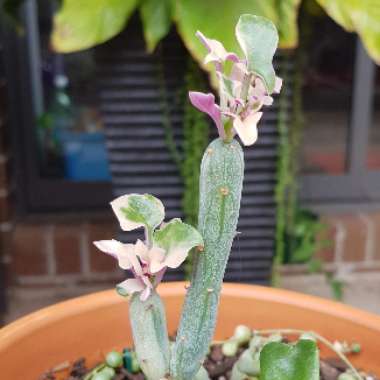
0,0,379,323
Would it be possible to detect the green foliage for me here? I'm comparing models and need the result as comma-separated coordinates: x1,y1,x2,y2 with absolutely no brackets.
181,60,210,229
260,340,320,380
273,53,291,285
235,14,279,93
129,291,170,380
4,0,380,63
50,0,138,52
140,0,172,52
158,57,209,277
171,138,244,380
285,209,329,264
314,0,380,63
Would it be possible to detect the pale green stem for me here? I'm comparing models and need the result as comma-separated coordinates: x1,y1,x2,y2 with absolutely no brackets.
240,72,253,102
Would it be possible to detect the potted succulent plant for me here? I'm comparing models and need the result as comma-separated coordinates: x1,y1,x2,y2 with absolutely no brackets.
1,14,380,380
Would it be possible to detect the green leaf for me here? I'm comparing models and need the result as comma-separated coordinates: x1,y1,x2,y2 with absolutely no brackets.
260,340,320,380
2,0,26,31
236,14,278,93
51,0,138,53
111,194,165,233
140,0,173,52
153,218,203,270
315,0,380,63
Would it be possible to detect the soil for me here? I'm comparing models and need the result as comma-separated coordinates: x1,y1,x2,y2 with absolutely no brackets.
39,345,379,380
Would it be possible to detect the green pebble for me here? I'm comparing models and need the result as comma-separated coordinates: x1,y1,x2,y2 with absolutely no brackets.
100,367,115,378
338,373,357,380
130,351,140,373
222,340,239,357
233,325,252,344
237,350,260,376
106,350,123,368
249,336,263,353
351,342,361,353
92,372,112,380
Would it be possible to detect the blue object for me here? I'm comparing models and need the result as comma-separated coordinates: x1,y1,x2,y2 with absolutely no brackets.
58,130,111,181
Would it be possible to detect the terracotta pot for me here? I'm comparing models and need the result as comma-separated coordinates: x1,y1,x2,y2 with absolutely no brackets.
1,282,380,379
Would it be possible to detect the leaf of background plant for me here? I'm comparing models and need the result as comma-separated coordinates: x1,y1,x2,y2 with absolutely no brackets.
236,15,278,93
140,0,172,52
315,0,380,63
51,0,138,53
260,340,320,380
2,0,26,31
174,0,300,87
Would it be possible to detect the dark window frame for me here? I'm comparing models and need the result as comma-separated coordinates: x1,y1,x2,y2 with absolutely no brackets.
300,39,380,213
2,2,112,216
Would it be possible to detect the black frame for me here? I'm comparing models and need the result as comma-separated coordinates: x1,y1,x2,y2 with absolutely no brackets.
2,1,112,215
300,39,380,212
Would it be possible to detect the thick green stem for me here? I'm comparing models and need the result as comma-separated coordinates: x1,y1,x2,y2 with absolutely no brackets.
171,138,244,380
129,291,170,380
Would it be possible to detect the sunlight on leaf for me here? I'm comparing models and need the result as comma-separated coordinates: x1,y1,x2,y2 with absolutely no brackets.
140,0,172,52
315,0,380,63
51,0,138,52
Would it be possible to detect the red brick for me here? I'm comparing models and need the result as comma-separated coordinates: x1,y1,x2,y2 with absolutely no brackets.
11,223,47,276
54,224,81,274
339,214,367,262
88,222,118,273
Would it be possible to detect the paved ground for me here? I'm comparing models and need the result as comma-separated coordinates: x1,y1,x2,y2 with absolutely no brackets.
3,271,380,324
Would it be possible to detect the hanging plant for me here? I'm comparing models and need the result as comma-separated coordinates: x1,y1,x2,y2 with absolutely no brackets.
4,0,379,63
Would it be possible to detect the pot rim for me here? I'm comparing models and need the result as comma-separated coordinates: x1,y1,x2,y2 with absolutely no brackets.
1,282,380,349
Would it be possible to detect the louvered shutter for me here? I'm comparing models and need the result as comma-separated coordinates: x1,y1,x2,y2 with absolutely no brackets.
96,19,292,284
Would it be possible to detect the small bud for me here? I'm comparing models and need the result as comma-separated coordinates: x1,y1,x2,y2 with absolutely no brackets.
207,148,213,154
184,283,191,290
220,187,229,196
222,340,239,357
196,245,204,252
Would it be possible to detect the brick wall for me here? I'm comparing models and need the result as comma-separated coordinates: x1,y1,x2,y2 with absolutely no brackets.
283,213,380,276
10,219,124,286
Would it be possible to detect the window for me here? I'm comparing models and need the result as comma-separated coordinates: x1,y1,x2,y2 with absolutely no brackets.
3,1,112,214
300,16,380,211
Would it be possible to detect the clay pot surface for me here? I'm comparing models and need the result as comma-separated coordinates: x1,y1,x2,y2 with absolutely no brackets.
1,282,380,379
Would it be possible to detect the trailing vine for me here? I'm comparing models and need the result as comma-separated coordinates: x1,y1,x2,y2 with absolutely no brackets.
272,53,292,286
157,52,209,278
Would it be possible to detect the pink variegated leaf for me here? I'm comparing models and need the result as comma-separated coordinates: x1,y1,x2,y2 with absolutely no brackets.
233,111,263,146
189,91,225,139
196,31,239,70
